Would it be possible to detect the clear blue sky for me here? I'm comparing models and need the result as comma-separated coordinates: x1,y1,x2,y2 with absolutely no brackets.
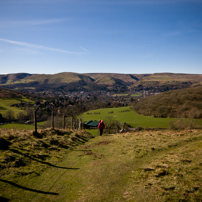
0,0,202,75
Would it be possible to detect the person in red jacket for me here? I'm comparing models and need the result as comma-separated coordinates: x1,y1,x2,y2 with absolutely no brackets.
98,120,105,136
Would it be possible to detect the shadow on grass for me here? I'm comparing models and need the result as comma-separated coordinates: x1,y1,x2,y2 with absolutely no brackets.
0,179,59,195
74,150,92,152
71,137,88,144
0,196,10,202
10,149,80,170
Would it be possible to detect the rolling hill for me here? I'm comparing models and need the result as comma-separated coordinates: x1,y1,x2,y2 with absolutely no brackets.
134,85,202,119
0,72,202,93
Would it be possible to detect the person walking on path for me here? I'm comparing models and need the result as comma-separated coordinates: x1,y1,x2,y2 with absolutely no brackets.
98,120,105,136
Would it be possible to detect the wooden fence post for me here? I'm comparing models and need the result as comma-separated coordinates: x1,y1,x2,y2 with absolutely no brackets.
75,118,77,130
34,110,37,133
71,117,73,130
63,115,66,130
79,118,82,130
76,119,78,130
51,111,54,129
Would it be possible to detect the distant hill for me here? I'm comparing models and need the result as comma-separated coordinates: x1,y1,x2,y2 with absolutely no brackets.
0,73,31,84
0,72,202,93
134,86,202,119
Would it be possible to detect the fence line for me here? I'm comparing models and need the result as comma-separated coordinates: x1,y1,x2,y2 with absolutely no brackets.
33,110,83,133
1,109,127,134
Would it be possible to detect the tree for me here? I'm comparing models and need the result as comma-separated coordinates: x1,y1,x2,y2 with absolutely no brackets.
104,116,121,134
5,110,15,122
18,112,25,123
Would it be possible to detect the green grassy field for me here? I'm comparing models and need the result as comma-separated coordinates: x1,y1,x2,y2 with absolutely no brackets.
0,121,47,130
81,106,177,128
0,123,34,130
131,94,141,97
1,128,202,201
113,93,129,96
0,98,32,117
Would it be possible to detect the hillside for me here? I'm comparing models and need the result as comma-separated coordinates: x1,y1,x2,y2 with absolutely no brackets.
131,73,202,91
134,86,202,119
1,128,202,201
1,72,202,94
0,88,34,120
0,88,24,98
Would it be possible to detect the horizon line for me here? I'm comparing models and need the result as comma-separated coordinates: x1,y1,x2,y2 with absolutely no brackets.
0,72,201,76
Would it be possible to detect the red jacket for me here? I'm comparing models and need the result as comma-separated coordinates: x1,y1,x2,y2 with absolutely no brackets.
98,120,105,129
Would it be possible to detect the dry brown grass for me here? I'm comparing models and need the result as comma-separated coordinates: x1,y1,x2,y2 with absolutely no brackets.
117,130,202,202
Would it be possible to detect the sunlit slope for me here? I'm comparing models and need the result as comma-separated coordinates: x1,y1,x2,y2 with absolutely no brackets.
81,106,177,128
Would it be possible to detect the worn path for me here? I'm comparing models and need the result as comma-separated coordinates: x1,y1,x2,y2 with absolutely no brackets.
1,130,202,202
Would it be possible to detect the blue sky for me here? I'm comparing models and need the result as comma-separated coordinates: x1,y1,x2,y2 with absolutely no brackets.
0,0,202,74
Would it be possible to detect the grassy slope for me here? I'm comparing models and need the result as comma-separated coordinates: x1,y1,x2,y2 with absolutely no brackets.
140,73,202,83
81,106,177,128
131,73,202,88
0,98,32,116
134,86,202,121
1,129,202,201
0,72,93,86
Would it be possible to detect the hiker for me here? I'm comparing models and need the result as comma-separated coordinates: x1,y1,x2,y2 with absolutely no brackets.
98,120,105,136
